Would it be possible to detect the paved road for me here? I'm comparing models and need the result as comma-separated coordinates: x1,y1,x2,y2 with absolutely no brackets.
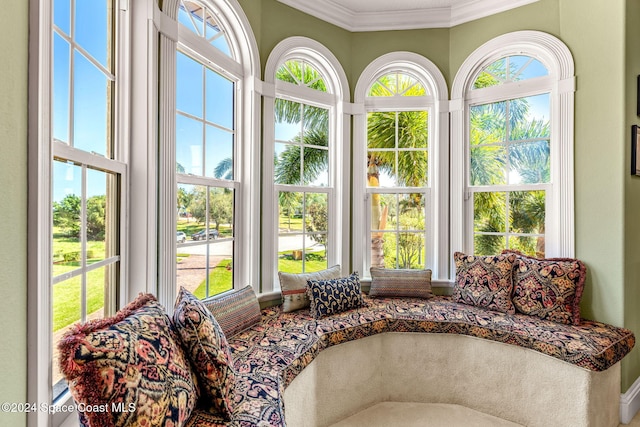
177,234,323,256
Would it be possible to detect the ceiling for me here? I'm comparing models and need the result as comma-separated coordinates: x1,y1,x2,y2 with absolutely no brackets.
276,0,540,32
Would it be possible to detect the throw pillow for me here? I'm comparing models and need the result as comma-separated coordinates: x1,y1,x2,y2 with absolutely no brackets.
307,272,365,318
203,285,262,337
174,287,236,419
57,293,199,427
503,250,586,325
453,251,517,314
369,267,433,299
279,265,343,312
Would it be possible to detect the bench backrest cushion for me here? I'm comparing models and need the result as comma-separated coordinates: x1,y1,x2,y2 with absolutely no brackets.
279,265,342,312
174,288,236,419
204,285,262,337
503,250,586,325
58,293,199,427
369,268,433,299
453,252,517,314
307,272,365,318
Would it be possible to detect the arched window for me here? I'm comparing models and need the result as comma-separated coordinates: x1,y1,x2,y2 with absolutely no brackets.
353,53,449,280
451,31,575,266
159,0,259,301
263,37,349,291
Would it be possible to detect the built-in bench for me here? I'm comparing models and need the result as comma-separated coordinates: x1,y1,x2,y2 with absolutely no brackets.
185,296,635,427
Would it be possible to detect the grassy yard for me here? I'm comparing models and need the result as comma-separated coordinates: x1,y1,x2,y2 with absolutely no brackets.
52,263,105,331
278,250,327,274
192,259,234,299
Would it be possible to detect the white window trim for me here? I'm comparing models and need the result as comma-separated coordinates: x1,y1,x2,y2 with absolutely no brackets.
262,36,350,293
353,52,449,282
156,0,260,306
28,0,131,425
450,30,575,277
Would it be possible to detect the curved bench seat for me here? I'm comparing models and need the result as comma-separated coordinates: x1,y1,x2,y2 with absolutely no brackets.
185,296,635,427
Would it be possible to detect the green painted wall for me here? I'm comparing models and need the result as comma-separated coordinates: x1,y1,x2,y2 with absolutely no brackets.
624,0,640,393
0,0,28,425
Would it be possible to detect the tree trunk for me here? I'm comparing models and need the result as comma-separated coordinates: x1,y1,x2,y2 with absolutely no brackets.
368,159,387,268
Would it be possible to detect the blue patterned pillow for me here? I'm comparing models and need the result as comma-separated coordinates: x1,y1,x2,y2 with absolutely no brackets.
306,273,365,318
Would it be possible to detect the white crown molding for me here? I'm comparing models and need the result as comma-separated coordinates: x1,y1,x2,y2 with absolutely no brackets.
276,0,539,32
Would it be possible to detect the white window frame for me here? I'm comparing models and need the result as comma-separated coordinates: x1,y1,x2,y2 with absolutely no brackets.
262,37,350,293
353,52,449,282
450,30,575,276
28,0,130,425
156,0,260,306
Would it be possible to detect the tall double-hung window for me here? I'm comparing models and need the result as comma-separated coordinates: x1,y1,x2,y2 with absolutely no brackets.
264,38,349,289
175,0,242,298
353,53,449,280
33,0,127,419
451,31,576,262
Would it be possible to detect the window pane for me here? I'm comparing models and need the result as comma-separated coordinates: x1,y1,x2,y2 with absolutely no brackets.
53,33,70,144
205,69,234,129
205,126,233,179
371,193,395,231
397,111,428,149
398,151,428,187
377,232,396,269
73,51,110,156
176,114,203,175
397,232,425,269
207,245,233,297
367,111,396,149
509,190,545,235
177,52,203,118
275,143,301,185
177,251,208,295
509,141,550,184
470,145,506,186
303,105,328,142
509,94,550,140
474,192,506,234
209,187,234,238
303,147,328,186
470,102,507,144
278,234,305,274
275,99,302,141
52,276,80,390
278,191,303,232
398,193,425,231
75,0,110,68
54,0,71,35
53,160,82,269
86,168,109,260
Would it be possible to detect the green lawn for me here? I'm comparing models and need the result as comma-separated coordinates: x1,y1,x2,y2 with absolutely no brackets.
193,259,234,299
52,263,105,331
278,250,327,274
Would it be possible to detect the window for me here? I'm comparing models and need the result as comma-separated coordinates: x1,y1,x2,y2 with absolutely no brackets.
263,37,349,290
451,31,576,264
353,53,449,279
30,0,127,421
166,0,259,300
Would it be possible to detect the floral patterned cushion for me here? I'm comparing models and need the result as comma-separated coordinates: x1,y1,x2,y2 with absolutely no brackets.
369,268,433,299
203,286,262,337
278,265,342,312
503,250,586,325
453,252,517,314
307,272,365,318
173,287,236,419
57,293,199,427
